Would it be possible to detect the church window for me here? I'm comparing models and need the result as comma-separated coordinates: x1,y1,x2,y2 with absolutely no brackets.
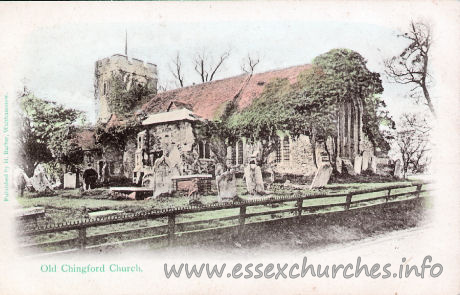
283,136,290,162
275,136,281,163
231,144,236,165
109,162,115,174
237,140,244,164
198,141,211,159
205,142,210,159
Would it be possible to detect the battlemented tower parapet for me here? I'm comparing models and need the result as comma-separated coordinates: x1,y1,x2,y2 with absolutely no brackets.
94,54,158,122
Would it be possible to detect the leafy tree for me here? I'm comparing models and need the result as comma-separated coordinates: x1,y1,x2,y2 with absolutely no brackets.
362,94,395,154
194,119,237,171
95,116,140,154
307,49,385,167
107,74,155,116
227,78,292,164
17,92,85,177
227,49,389,172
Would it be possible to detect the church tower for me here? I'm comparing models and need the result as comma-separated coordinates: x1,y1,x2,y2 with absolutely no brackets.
94,34,158,122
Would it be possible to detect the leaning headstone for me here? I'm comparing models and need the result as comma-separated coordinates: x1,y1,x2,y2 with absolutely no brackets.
370,156,378,173
310,163,333,189
362,151,371,171
394,159,402,179
152,156,174,198
341,159,356,176
216,170,237,202
64,172,77,189
244,163,264,195
354,156,363,175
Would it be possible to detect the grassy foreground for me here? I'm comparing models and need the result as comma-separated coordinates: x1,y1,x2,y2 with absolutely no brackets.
16,177,431,252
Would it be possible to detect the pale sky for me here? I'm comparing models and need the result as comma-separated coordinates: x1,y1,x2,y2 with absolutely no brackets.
19,8,428,123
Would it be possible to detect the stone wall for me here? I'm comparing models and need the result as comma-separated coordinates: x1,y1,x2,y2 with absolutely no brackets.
228,134,327,179
135,121,215,184
123,138,137,179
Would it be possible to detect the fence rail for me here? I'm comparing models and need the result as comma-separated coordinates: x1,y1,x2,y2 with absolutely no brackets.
18,182,431,254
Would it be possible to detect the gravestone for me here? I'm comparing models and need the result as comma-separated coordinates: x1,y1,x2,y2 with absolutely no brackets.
215,163,224,178
64,172,77,189
370,156,378,173
394,159,402,179
30,164,53,192
341,159,356,176
310,163,333,189
152,156,174,198
354,156,363,175
336,156,342,174
264,167,275,190
216,170,237,202
244,163,264,195
13,168,29,196
362,151,371,171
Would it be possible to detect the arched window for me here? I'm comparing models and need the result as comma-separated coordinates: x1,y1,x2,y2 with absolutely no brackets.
204,142,210,159
274,136,281,163
198,141,211,159
283,136,290,162
231,144,236,165
237,140,244,164
198,141,204,159
103,82,107,95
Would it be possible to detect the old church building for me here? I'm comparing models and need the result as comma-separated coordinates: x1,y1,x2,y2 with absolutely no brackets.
74,52,378,187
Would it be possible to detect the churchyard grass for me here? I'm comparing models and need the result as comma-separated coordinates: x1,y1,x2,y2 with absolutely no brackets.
17,179,429,251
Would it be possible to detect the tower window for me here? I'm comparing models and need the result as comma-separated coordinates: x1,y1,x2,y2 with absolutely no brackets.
103,82,107,95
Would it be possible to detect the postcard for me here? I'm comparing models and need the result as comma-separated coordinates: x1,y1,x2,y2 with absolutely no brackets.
0,1,459,294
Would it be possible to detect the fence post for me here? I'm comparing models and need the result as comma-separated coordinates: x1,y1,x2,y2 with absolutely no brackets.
386,189,392,203
238,206,247,239
415,184,423,198
78,227,87,250
296,198,303,222
345,193,353,211
167,214,176,246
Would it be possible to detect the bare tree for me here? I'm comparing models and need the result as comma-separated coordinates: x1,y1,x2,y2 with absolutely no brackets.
385,21,435,116
169,52,185,88
241,54,260,74
396,113,431,177
193,50,230,83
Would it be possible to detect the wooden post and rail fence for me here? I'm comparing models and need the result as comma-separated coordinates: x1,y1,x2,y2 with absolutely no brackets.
18,182,431,255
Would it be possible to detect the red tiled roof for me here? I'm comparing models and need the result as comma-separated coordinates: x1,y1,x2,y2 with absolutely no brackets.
141,64,311,120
